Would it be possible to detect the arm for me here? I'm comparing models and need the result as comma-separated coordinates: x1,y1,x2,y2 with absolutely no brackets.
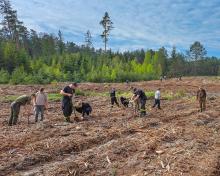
60,90,72,97
33,96,36,106
133,95,140,102
196,90,199,100
130,94,136,101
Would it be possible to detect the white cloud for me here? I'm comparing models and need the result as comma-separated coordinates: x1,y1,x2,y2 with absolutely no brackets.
9,0,220,56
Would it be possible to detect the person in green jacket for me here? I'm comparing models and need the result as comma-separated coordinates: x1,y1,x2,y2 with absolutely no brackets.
9,94,35,126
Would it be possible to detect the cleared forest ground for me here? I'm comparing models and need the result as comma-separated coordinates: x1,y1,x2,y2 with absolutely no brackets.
0,77,220,176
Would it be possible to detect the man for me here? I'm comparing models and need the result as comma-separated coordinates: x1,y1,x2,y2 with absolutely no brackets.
110,88,119,108
152,88,161,109
9,94,35,126
131,88,147,117
60,83,77,122
197,87,206,112
75,102,92,120
34,88,48,122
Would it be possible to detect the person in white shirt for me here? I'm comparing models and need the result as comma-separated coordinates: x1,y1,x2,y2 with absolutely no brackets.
152,88,161,109
34,88,48,122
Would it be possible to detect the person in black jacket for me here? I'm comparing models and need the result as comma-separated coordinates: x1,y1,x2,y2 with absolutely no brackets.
60,83,77,122
110,88,119,108
75,102,92,120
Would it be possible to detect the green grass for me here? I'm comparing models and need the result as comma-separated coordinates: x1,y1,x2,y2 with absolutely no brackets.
0,95,18,102
48,93,62,101
0,89,188,103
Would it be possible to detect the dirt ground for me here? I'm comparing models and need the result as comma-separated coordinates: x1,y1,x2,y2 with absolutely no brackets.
0,77,220,176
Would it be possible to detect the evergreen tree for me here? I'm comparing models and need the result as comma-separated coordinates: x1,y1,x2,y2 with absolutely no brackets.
189,41,207,61
58,30,65,55
99,12,113,52
85,30,92,48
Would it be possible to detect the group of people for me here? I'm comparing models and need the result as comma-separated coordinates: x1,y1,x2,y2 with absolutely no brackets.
8,82,207,126
9,88,48,126
110,87,161,117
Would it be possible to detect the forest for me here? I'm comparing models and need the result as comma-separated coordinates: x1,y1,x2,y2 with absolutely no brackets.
0,0,219,84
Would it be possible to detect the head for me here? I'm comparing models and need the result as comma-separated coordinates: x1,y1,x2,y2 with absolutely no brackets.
31,93,36,98
158,88,161,91
112,87,115,91
132,87,137,93
69,82,78,89
40,87,44,92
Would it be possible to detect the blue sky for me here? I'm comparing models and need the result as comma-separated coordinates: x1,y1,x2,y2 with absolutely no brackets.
10,0,220,57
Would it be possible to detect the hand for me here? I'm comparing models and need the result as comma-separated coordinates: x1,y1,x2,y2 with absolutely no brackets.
68,94,72,97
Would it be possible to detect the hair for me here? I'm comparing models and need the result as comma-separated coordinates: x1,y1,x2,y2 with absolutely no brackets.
40,88,44,92
71,82,78,87
31,93,36,97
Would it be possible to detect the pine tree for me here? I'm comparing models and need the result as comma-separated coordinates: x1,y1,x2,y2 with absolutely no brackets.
99,12,113,52
58,30,65,55
85,30,92,48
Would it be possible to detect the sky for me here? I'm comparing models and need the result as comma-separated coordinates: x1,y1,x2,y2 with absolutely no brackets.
10,0,220,57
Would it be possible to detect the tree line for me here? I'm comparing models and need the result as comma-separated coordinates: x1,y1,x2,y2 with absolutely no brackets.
0,0,219,84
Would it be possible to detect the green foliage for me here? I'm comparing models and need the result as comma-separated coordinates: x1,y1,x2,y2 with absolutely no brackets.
0,69,10,83
0,0,219,84
48,93,61,101
10,66,28,84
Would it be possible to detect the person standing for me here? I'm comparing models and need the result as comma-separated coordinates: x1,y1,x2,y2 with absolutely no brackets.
9,94,35,126
110,88,119,108
197,87,206,112
152,88,161,109
34,88,48,122
131,88,147,117
60,83,77,122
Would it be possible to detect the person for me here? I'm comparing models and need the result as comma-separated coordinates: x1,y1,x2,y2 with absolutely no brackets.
34,88,48,122
163,75,167,80
131,88,147,117
75,102,92,120
60,83,77,122
160,76,163,82
197,87,206,112
152,88,161,109
110,88,119,108
9,94,35,126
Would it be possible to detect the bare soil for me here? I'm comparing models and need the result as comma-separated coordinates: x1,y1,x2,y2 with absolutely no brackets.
0,77,220,176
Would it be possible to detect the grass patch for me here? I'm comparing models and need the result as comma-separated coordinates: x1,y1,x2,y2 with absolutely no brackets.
0,89,189,103
48,93,62,101
0,95,18,102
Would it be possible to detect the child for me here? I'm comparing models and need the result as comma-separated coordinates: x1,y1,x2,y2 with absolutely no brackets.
152,88,161,109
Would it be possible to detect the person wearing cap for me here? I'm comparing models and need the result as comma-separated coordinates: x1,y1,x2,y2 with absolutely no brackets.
131,87,147,117
60,83,77,122
34,88,48,122
197,87,206,112
152,88,161,109
9,94,35,126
